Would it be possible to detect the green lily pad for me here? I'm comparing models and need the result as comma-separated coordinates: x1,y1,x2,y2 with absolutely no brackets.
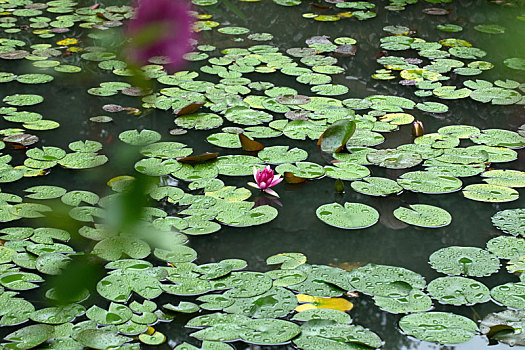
393,204,451,228
471,129,525,149
3,94,44,106
345,129,385,147
350,263,426,297
24,185,67,199
367,149,422,169
76,329,131,350
316,202,379,229
429,246,500,277
293,319,382,349
482,170,525,187
238,318,301,345
491,282,525,309
257,146,308,164
351,177,403,196
492,209,525,236
467,145,517,163
92,237,150,261
216,204,277,227
58,153,108,169
119,129,161,146
374,289,433,314
398,171,462,194
320,119,356,153
324,162,371,181
462,184,519,202
276,162,325,179
427,276,489,305
97,268,165,303
486,236,525,260
4,324,54,349
292,308,351,323
30,303,85,324
399,312,477,344
504,57,525,71
176,113,223,130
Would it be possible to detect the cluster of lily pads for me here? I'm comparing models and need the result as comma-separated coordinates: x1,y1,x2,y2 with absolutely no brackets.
1,0,525,349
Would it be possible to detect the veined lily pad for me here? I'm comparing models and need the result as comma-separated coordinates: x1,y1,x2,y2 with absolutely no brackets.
492,209,525,236
491,283,525,310
276,162,325,179
119,129,161,146
471,129,525,149
398,171,462,194
399,312,477,344
257,146,308,164
292,308,351,323
486,236,525,260
429,246,500,277
462,184,519,203
427,276,489,305
350,263,426,297
367,149,422,169
393,204,451,228
316,202,379,229
351,177,402,196
293,319,382,349
216,204,277,227
4,324,54,349
481,170,525,187
373,289,432,314
324,162,370,181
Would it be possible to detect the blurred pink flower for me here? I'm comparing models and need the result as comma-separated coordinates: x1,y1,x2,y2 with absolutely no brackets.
248,166,283,197
126,0,195,71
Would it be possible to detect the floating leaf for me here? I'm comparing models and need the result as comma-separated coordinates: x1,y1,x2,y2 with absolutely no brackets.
480,310,525,347
427,276,489,305
393,204,451,228
399,312,477,344
351,177,402,196
316,202,379,229
462,184,519,203
319,120,356,153
429,246,500,277
296,294,353,312
492,209,525,236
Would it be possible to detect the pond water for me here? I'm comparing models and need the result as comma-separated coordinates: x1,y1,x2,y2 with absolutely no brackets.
0,0,525,349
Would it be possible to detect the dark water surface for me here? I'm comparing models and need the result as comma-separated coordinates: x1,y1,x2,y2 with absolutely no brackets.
1,0,525,349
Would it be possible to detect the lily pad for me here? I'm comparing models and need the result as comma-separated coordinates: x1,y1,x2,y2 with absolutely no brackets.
429,246,500,277
492,209,525,236
427,276,489,305
462,184,519,202
393,204,451,228
399,312,477,344
316,202,379,229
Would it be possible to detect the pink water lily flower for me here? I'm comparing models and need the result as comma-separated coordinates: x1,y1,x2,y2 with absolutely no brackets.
248,166,283,198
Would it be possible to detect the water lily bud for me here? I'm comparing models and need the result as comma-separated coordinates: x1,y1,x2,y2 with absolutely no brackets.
412,121,424,137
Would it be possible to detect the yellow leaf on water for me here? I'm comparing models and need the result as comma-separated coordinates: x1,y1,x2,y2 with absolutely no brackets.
295,294,353,312
56,38,78,46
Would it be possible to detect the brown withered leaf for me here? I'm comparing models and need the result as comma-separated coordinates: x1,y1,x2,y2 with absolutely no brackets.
177,152,219,165
284,171,307,184
174,101,205,116
3,134,39,147
239,133,264,152
334,44,357,57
